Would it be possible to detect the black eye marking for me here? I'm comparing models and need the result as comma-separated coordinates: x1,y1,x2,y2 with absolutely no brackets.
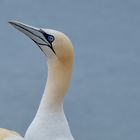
40,30,55,43
47,35,55,42
39,29,56,54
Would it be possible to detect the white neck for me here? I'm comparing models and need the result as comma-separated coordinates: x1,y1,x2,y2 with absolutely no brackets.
25,58,74,140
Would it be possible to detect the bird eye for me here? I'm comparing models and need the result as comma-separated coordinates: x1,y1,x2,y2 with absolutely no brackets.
47,35,54,42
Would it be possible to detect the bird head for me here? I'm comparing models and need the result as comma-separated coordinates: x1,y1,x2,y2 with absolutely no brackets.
8,21,74,65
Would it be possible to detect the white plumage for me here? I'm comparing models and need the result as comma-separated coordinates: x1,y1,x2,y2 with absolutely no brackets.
0,21,75,140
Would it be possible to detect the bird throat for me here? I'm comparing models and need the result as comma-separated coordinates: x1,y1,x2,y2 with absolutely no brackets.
25,59,74,140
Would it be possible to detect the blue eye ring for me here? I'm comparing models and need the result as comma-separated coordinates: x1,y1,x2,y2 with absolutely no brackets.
47,35,54,42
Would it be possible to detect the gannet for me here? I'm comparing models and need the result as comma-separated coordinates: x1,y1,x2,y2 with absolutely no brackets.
0,21,75,140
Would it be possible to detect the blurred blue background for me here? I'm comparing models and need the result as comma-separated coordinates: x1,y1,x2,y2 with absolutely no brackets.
0,0,140,140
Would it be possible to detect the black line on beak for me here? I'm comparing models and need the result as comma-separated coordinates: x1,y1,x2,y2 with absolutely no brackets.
9,21,56,55
31,39,46,55
9,22,47,43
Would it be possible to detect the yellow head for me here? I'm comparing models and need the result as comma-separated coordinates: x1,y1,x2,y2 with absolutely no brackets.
9,21,74,66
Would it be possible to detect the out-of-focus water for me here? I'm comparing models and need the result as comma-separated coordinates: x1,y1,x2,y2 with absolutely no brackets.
0,0,140,140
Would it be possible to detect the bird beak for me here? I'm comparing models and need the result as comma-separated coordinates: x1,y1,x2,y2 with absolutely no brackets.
8,20,52,54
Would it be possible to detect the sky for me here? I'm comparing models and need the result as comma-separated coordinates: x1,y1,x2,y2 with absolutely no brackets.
0,0,140,140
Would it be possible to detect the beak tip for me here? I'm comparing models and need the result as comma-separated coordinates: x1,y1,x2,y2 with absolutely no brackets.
8,20,19,26
8,20,16,27
8,20,12,24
